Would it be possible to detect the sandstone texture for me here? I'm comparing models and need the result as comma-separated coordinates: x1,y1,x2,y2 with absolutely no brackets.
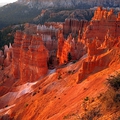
83,7,120,41
63,18,89,37
12,30,48,82
0,6,120,120
24,23,58,51
0,44,12,67
77,7,120,81
57,31,87,64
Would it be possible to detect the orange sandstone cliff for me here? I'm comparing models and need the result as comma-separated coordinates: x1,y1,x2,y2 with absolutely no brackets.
63,18,89,37
12,30,48,82
0,7,120,120
83,7,120,40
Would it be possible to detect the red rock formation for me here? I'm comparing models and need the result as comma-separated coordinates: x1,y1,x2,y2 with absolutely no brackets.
60,19,89,64
1,7,120,120
3,44,13,67
4,45,9,56
57,31,74,64
83,7,120,41
77,45,118,82
0,43,13,67
4,52,11,67
37,25,57,39
12,30,48,82
117,12,120,21
59,34,72,64
42,34,57,51
0,86,9,97
77,7,120,82
45,22,63,30
76,31,87,59
63,18,89,37
24,23,37,34
24,23,58,53
57,31,65,63
12,30,23,79
57,30,87,64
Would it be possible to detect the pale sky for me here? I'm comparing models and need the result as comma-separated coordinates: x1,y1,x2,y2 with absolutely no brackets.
0,0,17,4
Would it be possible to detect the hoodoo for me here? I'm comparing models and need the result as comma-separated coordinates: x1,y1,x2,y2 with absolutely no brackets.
0,6,120,120
83,7,120,40
12,30,48,82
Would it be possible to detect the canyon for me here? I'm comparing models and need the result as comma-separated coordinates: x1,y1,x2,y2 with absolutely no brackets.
0,7,120,119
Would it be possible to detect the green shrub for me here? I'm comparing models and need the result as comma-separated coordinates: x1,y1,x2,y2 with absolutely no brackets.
32,92,37,96
84,96,89,101
107,73,120,91
24,103,28,108
117,116,120,120
67,52,72,61
58,74,62,80
5,105,8,108
68,70,72,74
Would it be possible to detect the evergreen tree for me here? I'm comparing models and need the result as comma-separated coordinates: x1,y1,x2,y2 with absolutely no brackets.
68,52,72,61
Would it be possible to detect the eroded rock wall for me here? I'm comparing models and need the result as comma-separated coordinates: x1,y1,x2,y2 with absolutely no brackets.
83,7,120,41
12,30,48,82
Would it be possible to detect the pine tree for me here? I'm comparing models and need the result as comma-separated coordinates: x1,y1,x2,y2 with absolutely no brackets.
68,52,72,61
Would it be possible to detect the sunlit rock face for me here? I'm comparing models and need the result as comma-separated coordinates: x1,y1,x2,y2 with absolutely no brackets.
12,30,48,82
37,24,58,51
24,23,58,51
83,7,120,41
1,6,120,119
12,31,22,79
4,51,11,67
57,18,89,65
8,7,120,82
3,44,13,67
63,18,89,37
57,31,87,65
0,44,13,67
37,24,57,38
77,7,120,82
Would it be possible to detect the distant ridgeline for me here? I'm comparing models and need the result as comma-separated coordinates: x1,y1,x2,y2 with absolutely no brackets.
0,2,94,29
0,0,120,29
17,0,120,8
